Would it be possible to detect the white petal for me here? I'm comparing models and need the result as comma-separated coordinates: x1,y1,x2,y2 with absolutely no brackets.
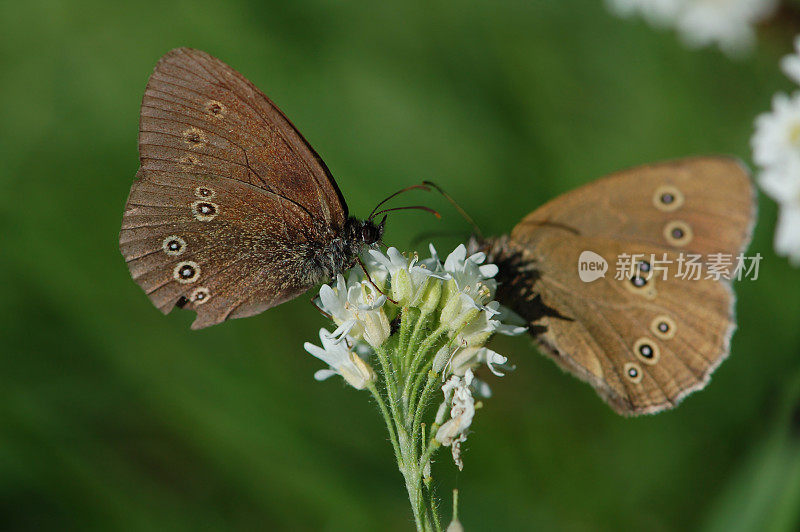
774,205,800,265
318,284,341,314
467,251,486,264
428,243,441,263
330,321,356,342
444,244,467,271
478,264,499,278
368,248,392,271
759,167,800,204
358,294,387,311
496,323,528,336
304,341,328,361
387,247,406,266
314,369,338,381
463,368,475,386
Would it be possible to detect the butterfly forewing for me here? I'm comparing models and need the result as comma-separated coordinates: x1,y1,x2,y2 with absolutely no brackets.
139,47,346,226
494,157,755,415
512,157,753,257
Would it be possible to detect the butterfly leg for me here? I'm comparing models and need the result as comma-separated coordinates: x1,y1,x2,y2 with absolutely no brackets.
309,295,333,320
357,257,398,304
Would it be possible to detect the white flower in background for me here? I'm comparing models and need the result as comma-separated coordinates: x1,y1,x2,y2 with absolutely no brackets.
759,160,800,265
304,328,375,389
605,0,777,56
753,93,800,169
675,0,776,56
606,0,682,26
781,37,800,85
436,370,477,470
773,192,800,266
752,42,800,266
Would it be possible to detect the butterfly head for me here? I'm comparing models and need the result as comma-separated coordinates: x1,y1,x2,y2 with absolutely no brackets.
346,216,385,248
361,216,386,245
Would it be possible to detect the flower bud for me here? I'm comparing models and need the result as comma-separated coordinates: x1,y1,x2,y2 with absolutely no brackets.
415,277,442,315
438,278,458,311
392,267,413,304
448,305,480,336
447,518,464,532
439,292,462,326
361,307,390,348
339,352,375,390
432,346,452,373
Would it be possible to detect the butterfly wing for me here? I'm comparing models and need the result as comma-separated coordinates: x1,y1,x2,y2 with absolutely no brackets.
494,157,755,415
121,170,330,329
121,48,347,329
138,47,347,225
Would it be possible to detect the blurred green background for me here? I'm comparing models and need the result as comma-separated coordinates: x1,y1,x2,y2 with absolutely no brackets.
2,0,800,530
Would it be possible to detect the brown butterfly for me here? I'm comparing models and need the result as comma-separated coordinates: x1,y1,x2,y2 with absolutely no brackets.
120,48,387,329
479,157,755,415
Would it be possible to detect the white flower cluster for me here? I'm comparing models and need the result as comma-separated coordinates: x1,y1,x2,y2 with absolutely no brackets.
303,244,526,388
304,244,527,471
752,37,800,266
606,0,777,56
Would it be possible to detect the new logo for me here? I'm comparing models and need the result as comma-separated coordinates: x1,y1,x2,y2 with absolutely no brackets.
578,251,608,282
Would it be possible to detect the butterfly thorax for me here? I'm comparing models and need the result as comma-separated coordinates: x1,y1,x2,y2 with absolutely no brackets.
305,217,384,284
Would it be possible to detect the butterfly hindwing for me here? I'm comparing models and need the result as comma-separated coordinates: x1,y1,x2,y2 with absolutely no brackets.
121,170,321,329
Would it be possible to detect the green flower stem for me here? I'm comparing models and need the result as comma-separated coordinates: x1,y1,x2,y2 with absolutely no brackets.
398,306,419,370
404,324,447,394
408,354,440,415
367,382,402,466
374,344,405,431
411,371,440,452
420,435,441,472
403,471,425,532
405,308,432,355
399,443,441,532
372,313,445,532
425,484,443,531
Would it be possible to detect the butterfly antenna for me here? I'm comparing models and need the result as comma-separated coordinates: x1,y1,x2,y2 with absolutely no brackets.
422,181,483,239
372,205,441,219
368,184,432,220
309,295,333,321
